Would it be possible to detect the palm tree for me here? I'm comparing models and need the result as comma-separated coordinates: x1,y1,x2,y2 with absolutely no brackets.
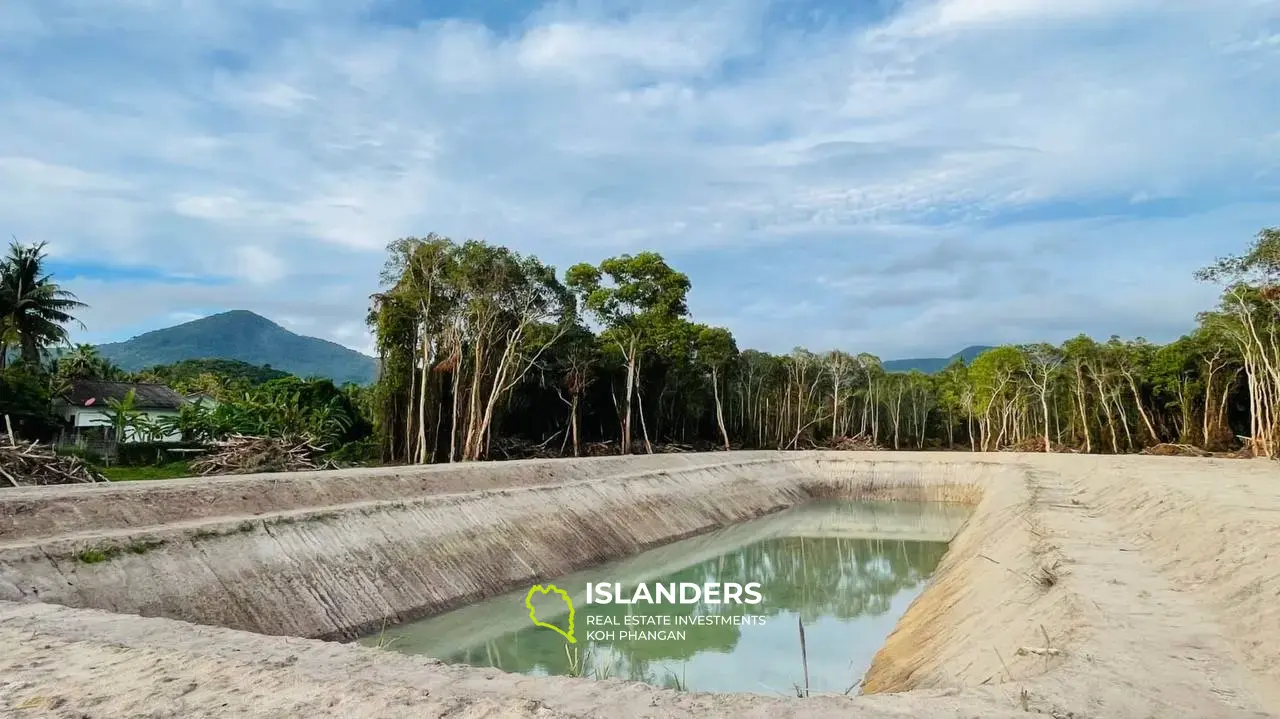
0,241,87,368
97,388,142,443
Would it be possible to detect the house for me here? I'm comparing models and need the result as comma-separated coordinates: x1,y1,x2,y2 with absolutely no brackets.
54,380,187,446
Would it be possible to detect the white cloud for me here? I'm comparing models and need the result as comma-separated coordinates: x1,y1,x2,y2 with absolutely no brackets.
0,0,1277,357
234,246,287,284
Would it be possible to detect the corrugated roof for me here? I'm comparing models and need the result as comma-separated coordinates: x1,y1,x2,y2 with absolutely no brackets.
59,380,185,410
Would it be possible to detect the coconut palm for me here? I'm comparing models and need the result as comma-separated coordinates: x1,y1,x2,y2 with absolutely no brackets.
55,343,123,380
0,241,86,368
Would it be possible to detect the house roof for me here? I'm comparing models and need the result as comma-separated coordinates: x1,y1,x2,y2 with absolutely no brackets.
59,380,186,410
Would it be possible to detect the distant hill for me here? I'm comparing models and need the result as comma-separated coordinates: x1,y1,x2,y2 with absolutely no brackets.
882,345,994,374
96,310,377,385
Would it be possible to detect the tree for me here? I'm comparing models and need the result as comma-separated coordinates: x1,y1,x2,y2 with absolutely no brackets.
1022,344,1063,452
551,325,599,457
1195,228,1280,456
566,253,690,454
968,346,1025,450
0,241,86,367
54,344,124,381
336,224,1268,461
695,325,737,451
95,388,143,444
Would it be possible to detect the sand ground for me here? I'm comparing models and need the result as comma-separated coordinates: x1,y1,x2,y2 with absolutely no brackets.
1,452,1278,718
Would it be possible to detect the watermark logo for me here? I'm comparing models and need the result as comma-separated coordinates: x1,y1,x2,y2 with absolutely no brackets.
526,584,576,643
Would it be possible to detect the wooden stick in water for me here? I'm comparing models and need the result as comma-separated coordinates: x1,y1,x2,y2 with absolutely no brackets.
798,616,810,697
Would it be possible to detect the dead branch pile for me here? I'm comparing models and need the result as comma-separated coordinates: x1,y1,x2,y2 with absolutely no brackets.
189,435,335,475
583,440,619,457
1139,443,1212,458
489,437,560,460
820,434,886,451
1002,436,1074,453
490,437,719,460
0,440,108,487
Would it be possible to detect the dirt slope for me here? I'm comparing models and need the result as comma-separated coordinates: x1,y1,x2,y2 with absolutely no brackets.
1,452,1278,718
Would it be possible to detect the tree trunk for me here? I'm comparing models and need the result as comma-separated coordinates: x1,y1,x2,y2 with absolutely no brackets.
712,367,730,451
1124,373,1157,447
637,376,654,454
405,354,417,464
449,364,461,462
621,337,637,454
1040,389,1052,453
416,336,430,464
1074,364,1092,453
571,394,581,457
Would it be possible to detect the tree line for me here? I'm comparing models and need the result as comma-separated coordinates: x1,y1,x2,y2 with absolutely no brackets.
368,228,1280,462
6,230,1280,464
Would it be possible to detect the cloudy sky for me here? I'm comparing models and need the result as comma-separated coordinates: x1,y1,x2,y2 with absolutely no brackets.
2,0,1278,360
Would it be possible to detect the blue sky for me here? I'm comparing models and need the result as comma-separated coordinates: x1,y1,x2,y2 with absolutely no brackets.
2,0,1278,359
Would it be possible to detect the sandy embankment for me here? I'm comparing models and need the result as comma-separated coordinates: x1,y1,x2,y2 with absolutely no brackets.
0,452,1278,718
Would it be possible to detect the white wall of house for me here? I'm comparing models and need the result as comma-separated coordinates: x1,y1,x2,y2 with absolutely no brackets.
59,408,183,442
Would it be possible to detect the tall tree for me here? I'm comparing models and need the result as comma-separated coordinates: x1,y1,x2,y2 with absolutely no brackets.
695,325,737,451
0,241,86,367
566,253,690,454
1195,228,1280,456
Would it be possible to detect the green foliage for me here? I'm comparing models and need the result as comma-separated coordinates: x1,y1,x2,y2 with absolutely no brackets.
53,344,125,381
0,240,86,367
190,378,364,446
0,365,56,436
325,437,379,466
136,358,290,397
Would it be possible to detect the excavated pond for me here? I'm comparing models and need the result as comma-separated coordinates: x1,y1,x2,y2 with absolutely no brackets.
363,499,970,695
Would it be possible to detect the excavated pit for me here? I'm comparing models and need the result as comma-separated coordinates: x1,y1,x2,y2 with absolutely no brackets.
0,452,993,641
1,451,1278,718
363,498,974,695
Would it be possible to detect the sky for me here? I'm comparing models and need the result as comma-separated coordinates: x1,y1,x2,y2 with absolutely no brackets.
2,0,1278,360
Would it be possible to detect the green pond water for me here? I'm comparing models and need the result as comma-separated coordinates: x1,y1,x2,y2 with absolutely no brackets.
363,499,970,695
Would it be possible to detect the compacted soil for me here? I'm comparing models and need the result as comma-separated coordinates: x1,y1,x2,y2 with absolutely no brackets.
1,452,1278,718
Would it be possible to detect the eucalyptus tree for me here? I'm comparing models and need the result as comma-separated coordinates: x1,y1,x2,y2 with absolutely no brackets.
935,357,970,448
566,253,690,454
695,325,737,450
1021,343,1064,452
854,353,883,440
1060,335,1099,453
370,235,457,463
370,235,573,463
455,244,575,461
967,346,1026,450
550,324,599,457
1195,228,1280,456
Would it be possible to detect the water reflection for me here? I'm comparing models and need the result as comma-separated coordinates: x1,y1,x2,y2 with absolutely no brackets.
365,500,964,695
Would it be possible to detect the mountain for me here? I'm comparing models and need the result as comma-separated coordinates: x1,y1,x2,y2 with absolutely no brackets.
96,310,377,385
882,345,994,374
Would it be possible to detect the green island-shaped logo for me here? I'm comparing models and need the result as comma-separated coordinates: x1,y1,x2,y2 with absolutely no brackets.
525,584,575,643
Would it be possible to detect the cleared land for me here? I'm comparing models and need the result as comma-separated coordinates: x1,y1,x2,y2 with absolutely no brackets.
1,452,1278,718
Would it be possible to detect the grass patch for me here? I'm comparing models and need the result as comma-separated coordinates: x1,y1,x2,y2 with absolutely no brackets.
76,547,116,564
76,536,167,563
99,461,192,482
